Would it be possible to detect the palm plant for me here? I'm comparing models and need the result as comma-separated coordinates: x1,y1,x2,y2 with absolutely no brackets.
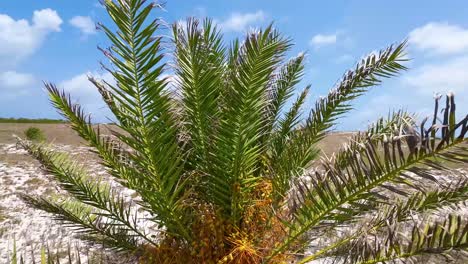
18,0,468,263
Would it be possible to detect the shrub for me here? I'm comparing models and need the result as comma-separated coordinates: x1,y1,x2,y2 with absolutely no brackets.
24,127,45,142
17,0,468,263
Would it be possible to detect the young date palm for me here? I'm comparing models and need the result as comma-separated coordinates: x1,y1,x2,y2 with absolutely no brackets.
18,0,468,263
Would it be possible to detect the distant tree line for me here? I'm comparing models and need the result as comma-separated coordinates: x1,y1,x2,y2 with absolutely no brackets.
0,117,67,124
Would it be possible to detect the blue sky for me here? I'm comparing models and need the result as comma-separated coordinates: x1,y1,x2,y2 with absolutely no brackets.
1,0,467,130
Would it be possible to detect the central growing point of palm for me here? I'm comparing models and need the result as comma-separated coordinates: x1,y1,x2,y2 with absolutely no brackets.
19,0,468,263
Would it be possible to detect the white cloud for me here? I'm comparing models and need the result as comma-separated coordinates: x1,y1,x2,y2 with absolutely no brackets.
401,22,468,118
404,56,468,96
409,22,468,55
32,9,62,32
347,55,468,130
0,71,35,88
342,23,468,130
0,71,36,97
60,71,115,120
218,11,265,32
313,23,468,131
69,16,96,35
310,33,337,47
0,9,62,68
60,71,114,103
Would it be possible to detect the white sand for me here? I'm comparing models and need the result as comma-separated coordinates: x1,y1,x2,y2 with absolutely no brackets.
0,143,155,263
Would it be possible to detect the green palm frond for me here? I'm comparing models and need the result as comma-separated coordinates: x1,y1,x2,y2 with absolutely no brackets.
22,196,139,252
332,110,416,169
17,139,157,246
275,86,311,141
44,84,190,240
390,176,468,220
268,43,409,203
266,53,306,131
172,18,226,170
269,86,311,200
45,84,144,188
300,174,468,263
269,94,467,260
207,25,291,221
99,0,186,203
304,41,408,143
261,54,307,195
350,214,468,264
49,0,191,241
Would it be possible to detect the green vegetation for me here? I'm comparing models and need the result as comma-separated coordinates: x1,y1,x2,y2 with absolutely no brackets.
24,177,46,186
0,205,6,222
9,242,108,264
16,0,468,263
0,117,66,124
24,127,46,142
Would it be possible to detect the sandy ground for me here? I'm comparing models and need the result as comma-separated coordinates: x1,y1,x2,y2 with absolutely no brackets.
0,139,156,263
0,144,93,262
